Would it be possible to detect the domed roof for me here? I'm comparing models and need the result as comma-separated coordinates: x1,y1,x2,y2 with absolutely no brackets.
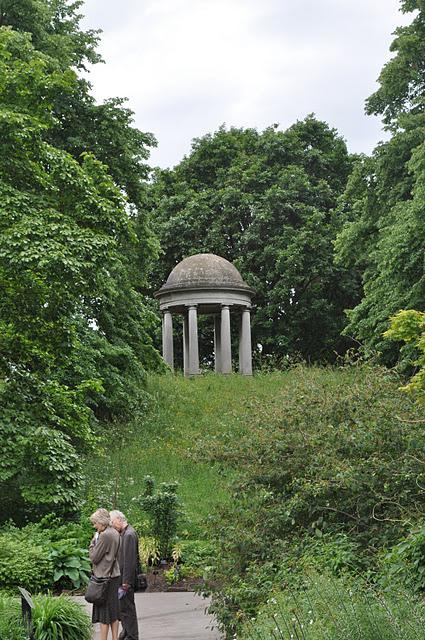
158,253,251,293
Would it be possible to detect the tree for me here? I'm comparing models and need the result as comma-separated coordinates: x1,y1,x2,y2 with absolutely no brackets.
149,117,358,363
0,26,161,521
0,0,159,277
385,309,425,400
335,0,425,362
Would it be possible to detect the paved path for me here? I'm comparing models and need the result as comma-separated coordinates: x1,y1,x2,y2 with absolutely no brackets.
75,592,222,640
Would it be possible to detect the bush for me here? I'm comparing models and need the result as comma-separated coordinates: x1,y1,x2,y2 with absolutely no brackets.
0,536,53,593
300,532,364,575
33,594,92,640
137,475,181,560
180,540,215,568
200,364,425,632
380,521,425,592
0,593,26,640
0,516,92,592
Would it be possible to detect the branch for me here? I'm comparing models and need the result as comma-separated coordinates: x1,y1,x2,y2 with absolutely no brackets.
319,505,359,521
372,501,407,523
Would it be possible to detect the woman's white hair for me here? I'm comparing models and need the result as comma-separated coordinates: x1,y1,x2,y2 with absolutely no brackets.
110,509,127,524
90,508,111,527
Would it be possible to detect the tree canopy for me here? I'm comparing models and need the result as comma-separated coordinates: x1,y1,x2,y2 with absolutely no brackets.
149,117,358,363
335,0,425,363
0,2,162,521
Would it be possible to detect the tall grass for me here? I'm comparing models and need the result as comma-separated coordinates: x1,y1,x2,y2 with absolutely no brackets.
0,593,26,640
85,371,293,532
0,594,91,640
32,594,91,640
240,573,425,640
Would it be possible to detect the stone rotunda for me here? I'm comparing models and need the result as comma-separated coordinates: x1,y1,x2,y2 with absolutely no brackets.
155,254,254,376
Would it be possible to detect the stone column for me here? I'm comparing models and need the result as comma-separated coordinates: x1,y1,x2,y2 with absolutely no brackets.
239,307,253,375
214,314,222,373
162,310,174,370
220,305,232,374
183,312,189,376
187,305,200,375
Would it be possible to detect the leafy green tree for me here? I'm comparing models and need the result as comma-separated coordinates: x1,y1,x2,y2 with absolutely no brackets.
335,1,425,362
385,309,425,400
150,118,358,362
0,0,102,70
0,26,160,521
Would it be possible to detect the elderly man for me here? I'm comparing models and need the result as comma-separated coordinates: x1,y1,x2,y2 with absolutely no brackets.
110,510,139,640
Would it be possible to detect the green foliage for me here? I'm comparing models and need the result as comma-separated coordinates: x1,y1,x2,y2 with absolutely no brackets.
381,522,425,593
366,0,425,130
0,0,102,71
335,2,425,362
150,117,358,363
299,533,363,575
138,536,160,569
0,516,92,592
0,535,53,592
32,594,92,640
48,541,90,590
385,309,425,399
238,573,425,640
1,0,159,275
0,593,26,640
197,365,425,630
138,476,181,560
180,540,215,571
0,22,161,520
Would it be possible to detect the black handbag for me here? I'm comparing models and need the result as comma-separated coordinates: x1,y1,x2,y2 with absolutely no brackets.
135,572,148,592
85,575,110,605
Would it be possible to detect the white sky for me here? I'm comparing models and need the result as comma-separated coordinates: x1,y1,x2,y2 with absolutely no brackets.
80,0,411,169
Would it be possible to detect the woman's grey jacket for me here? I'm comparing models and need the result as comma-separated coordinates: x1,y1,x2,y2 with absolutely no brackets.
89,526,121,578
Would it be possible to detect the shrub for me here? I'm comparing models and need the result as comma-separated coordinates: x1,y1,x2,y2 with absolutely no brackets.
33,594,92,640
0,516,92,592
200,364,425,631
380,521,425,592
0,593,26,640
0,536,53,593
137,476,181,560
48,540,91,590
300,532,364,574
180,540,215,569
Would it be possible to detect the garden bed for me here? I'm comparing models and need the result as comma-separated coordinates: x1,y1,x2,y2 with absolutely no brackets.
144,565,205,592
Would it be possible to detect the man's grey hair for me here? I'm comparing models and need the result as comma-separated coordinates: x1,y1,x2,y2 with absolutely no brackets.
110,509,127,524
90,508,110,527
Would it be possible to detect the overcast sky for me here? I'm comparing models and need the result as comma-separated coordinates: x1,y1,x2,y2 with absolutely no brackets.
80,0,410,169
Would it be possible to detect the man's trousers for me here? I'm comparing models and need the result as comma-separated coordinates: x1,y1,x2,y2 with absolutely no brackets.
119,588,139,640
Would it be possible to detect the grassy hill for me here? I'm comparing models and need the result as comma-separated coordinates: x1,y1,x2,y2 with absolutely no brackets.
85,364,414,535
86,371,295,532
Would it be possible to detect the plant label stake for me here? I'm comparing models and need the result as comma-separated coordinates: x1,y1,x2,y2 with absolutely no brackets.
18,587,35,640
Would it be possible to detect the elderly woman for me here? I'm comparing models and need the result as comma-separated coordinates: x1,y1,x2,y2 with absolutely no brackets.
89,508,121,640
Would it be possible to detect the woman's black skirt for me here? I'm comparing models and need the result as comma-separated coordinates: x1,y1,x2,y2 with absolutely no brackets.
92,575,120,624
